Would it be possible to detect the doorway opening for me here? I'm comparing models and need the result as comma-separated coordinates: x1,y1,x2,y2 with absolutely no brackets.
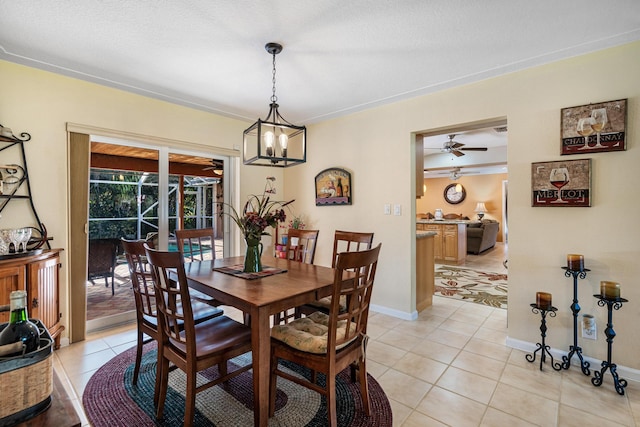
86,140,228,331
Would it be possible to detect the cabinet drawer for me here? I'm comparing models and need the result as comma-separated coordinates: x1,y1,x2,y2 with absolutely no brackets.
444,225,459,232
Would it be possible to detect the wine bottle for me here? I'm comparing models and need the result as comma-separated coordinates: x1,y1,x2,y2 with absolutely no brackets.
336,178,343,197
0,290,40,357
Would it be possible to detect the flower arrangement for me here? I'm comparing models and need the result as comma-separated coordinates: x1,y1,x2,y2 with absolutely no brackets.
288,216,305,230
221,177,294,242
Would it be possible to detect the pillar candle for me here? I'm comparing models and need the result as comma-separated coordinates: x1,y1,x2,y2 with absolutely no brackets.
536,292,552,309
600,281,620,299
567,254,584,271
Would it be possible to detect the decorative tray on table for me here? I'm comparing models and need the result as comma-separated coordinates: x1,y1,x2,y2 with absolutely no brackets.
0,249,43,261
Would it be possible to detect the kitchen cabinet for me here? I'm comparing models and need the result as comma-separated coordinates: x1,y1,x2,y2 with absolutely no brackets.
417,221,466,264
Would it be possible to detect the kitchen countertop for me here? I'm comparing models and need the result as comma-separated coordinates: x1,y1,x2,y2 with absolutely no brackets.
416,231,437,239
417,219,475,225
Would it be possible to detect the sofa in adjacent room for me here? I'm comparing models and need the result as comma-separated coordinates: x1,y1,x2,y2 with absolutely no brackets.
466,220,500,254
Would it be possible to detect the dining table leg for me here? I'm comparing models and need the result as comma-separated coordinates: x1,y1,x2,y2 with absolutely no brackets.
252,305,271,427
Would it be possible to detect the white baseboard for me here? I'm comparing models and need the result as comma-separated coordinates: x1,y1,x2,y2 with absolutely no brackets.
506,337,640,383
370,303,417,320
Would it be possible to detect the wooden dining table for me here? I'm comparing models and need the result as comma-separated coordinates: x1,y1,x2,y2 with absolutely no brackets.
181,255,337,427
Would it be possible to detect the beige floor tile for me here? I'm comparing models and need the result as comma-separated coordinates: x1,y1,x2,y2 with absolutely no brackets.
416,386,487,427
427,328,471,349
473,326,507,345
388,399,413,427
397,319,437,338
489,383,558,427
393,352,448,384
452,350,506,381
366,322,389,340
102,328,137,348
463,337,512,361
449,307,491,325
436,366,498,404
437,317,480,336
377,369,432,408
368,312,404,329
411,338,461,364
480,407,537,427
58,348,117,377
69,368,99,398
70,397,90,426
378,329,422,352
481,316,507,332
558,403,627,427
367,340,408,366
401,410,448,427
499,362,562,401
366,358,389,379
560,369,634,426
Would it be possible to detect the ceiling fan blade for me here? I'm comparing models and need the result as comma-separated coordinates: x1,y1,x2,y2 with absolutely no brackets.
451,150,465,157
460,147,488,151
451,142,465,149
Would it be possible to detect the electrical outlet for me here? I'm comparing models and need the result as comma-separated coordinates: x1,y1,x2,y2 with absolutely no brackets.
384,204,391,215
582,314,596,340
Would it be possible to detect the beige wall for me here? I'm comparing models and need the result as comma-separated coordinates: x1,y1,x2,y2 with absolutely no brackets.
284,41,640,368
417,174,507,242
0,60,280,343
2,40,640,368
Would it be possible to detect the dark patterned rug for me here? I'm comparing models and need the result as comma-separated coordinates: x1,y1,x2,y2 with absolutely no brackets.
434,266,508,308
83,345,392,426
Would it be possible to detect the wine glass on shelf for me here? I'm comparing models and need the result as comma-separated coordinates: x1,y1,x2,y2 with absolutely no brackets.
576,117,595,150
19,228,32,252
8,229,21,253
591,108,608,148
549,167,570,203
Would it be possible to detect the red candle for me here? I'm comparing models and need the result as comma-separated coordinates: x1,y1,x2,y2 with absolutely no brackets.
567,254,584,271
600,281,620,299
536,292,552,309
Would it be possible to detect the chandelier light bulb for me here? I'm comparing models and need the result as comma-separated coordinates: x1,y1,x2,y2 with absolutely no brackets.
279,134,288,157
264,131,275,156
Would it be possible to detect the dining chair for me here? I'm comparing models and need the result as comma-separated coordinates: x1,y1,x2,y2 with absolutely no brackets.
175,227,216,262
269,243,382,426
175,227,225,307
299,230,374,315
273,229,320,324
121,238,224,391
144,245,253,427
284,228,319,264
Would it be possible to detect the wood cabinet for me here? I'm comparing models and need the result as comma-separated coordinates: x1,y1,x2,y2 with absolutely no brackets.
0,250,63,348
416,233,434,311
416,222,466,264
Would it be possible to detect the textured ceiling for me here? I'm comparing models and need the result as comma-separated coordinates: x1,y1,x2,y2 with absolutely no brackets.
1,0,639,128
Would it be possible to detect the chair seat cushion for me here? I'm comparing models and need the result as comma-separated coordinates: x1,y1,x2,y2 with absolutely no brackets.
305,295,347,312
271,311,354,354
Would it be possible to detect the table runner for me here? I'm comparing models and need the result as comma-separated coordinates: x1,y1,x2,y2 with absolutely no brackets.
213,264,287,280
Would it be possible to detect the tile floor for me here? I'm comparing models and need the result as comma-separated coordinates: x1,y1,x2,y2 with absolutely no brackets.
53,243,640,426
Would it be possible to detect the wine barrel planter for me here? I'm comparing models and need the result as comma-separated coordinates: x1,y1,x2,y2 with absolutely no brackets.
0,319,53,427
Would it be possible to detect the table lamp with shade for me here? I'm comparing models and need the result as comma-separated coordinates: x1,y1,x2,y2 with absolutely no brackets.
474,202,487,220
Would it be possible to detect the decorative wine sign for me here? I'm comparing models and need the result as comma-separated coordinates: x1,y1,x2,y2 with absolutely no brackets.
315,168,352,206
531,159,591,207
560,99,627,155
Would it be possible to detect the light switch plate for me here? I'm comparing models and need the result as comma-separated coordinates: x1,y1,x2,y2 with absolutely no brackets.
393,204,401,216
384,204,391,215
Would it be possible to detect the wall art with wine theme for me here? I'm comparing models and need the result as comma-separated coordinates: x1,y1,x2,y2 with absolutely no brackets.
561,99,627,155
531,159,591,207
315,168,351,206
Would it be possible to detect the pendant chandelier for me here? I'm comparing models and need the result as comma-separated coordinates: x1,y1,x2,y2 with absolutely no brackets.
243,42,306,167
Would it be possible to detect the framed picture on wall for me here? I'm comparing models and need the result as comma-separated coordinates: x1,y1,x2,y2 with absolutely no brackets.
560,99,627,155
531,159,591,207
315,168,352,206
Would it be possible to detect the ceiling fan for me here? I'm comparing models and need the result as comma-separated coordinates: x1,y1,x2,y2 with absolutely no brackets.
203,159,224,174
429,134,488,157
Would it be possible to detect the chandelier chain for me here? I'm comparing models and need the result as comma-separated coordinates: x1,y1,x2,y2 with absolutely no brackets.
271,51,278,103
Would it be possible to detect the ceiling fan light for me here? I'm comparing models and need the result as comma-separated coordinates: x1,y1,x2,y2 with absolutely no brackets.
455,183,462,192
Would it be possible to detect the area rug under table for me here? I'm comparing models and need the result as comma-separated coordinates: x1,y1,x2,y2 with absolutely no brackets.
83,344,392,427
434,265,508,309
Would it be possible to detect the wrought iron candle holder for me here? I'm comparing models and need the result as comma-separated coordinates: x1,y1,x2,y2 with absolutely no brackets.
591,294,628,395
560,266,591,375
526,303,563,371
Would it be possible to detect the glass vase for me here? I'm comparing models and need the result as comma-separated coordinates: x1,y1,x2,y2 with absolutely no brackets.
244,237,263,273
